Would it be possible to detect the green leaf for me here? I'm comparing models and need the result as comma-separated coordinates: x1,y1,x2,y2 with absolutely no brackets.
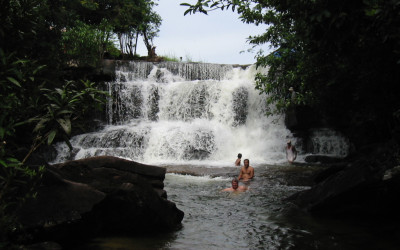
62,134,73,150
56,110,73,116
6,157,20,163
7,77,21,87
47,130,57,145
33,65,46,74
57,118,71,135
184,9,192,16
33,118,50,133
0,159,7,167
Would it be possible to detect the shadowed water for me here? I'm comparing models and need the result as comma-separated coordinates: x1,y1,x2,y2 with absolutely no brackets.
77,164,398,250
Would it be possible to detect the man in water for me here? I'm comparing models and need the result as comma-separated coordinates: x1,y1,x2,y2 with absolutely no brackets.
286,140,297,164
235,153,242,166
222,178,248,192
238,159,254,181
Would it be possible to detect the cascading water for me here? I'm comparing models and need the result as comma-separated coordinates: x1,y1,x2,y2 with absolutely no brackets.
52,61,391,250
306,128,350,157
50,61,295,166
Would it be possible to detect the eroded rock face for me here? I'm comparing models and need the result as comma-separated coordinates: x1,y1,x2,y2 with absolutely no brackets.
16,156,184,246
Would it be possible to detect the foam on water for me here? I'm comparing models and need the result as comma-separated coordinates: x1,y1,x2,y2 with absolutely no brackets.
50,62,296,166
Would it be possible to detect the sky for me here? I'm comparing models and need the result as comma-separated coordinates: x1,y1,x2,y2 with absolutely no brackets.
136,0,270,65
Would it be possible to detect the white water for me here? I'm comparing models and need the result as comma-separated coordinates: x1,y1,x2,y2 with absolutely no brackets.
51,61,347,167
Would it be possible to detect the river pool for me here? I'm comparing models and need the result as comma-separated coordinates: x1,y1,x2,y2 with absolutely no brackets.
76,164,398,250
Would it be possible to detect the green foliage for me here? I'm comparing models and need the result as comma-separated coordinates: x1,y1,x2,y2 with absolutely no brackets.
61,20,114,67
0,158,44,243
27,80,108,153
0,0,159,245
105,41,122,59
183,0,400,144
0,50,46,147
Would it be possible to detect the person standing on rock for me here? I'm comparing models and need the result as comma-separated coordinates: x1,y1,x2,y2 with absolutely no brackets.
286,140,297,164
235,153,242,166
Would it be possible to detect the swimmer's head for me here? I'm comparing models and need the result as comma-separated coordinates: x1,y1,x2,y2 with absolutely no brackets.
232,178,239,189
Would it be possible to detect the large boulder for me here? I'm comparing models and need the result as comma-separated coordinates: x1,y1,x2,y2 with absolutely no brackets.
287,142,400,219
16,156,184,246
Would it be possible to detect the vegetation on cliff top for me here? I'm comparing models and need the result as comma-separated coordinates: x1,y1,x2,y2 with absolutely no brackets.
183,0,400,146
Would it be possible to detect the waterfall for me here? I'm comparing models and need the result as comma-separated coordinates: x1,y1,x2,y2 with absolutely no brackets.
306,128,350,157
51,61,346,166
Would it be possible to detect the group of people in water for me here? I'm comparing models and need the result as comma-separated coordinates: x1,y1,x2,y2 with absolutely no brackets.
221,153,255,192
222,140,298,193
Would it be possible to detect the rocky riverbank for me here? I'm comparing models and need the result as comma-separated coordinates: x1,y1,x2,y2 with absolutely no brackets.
14,156,184,249
287,140,400,224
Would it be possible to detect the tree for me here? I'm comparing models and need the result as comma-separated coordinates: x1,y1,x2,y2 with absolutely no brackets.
0,0,109,244
141,8,162,59
101,0,162,58
182,0,400,145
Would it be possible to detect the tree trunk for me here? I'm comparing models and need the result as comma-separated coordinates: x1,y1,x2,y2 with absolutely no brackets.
142,31,156,59
134,30,139,56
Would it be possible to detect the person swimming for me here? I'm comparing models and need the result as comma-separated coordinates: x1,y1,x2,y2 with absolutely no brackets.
221,178,248,192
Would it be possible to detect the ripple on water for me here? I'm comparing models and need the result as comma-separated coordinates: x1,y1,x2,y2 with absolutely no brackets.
79,165,398,250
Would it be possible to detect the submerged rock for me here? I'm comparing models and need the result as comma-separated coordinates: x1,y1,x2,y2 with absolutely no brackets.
304,154,344,164
16,156,184,246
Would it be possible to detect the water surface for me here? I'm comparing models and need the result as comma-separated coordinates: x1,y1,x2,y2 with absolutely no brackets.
79,164,398,250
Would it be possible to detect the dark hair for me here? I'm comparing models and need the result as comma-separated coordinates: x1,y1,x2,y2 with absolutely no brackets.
238,153,242,158
232,178,238,183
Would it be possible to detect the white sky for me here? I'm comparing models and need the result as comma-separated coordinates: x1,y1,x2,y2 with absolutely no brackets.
136,0,270,65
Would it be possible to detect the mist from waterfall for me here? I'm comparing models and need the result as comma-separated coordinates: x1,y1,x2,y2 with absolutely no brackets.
50,61,347,167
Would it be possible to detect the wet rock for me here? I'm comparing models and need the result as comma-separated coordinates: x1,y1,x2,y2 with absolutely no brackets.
232,87,248,126
287,142,400,220
312,163,347,183
22,241,63,250
15,156,184,247
304,154,344,164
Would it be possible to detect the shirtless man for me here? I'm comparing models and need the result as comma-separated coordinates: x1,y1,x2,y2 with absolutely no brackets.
221,178,248,192
238,159,254,181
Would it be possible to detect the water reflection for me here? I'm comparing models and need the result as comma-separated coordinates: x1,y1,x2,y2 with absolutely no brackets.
162,168,309,250
79,164,398,250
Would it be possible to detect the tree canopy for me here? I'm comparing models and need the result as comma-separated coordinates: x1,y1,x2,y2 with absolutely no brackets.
0,0,161,244
182,0,400,145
